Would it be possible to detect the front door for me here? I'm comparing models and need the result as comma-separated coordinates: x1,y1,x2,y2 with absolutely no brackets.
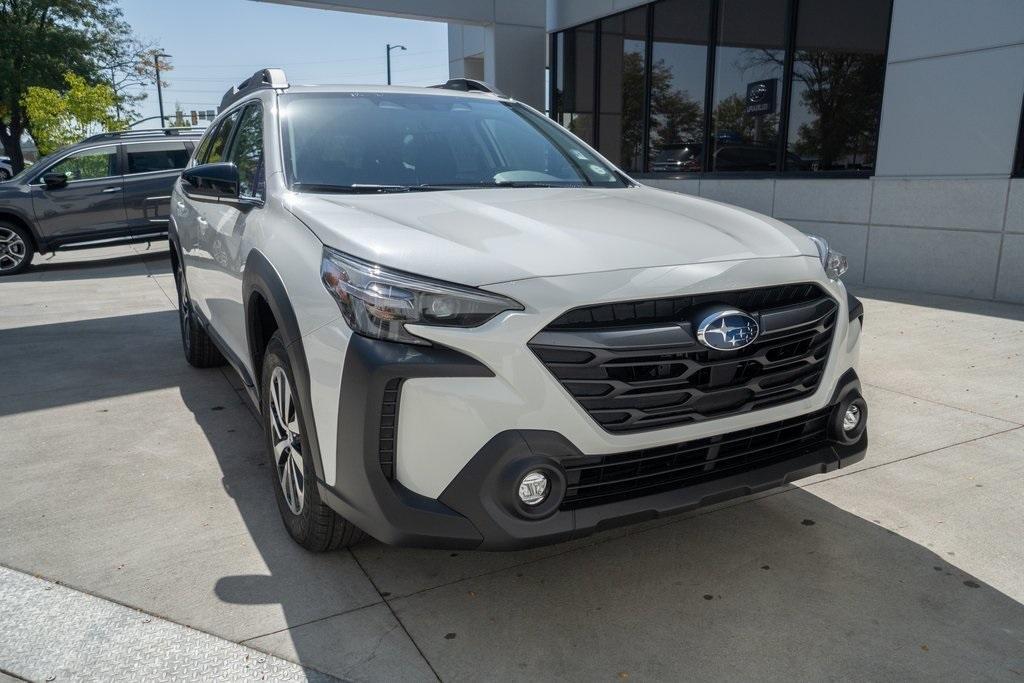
30,144,126,244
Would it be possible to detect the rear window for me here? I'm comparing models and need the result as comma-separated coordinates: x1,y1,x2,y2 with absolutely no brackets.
126,142,190,174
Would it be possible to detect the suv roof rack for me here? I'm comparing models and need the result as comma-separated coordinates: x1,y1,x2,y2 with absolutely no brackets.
430,78,506,98
81,128,204,144
221,68,289,111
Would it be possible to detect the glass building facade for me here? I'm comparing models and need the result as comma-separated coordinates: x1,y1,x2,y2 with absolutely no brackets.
550,0,893,175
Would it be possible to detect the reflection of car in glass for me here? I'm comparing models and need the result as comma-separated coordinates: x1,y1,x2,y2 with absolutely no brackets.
650,142,807,173
0,129,200,275
0,157,13,181
171,70,867,552
650,143,703,173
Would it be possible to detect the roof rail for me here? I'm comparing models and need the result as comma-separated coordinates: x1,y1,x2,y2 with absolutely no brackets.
430,78,506,98
80,128,205,144
220,68,289,111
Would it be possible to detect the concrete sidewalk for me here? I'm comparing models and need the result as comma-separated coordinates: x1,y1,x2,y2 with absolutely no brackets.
1,245,1022,681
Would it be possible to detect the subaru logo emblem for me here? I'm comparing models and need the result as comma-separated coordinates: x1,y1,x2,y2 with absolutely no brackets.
696,310,760,351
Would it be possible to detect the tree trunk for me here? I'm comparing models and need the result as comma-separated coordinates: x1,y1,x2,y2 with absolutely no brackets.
0,120,26,174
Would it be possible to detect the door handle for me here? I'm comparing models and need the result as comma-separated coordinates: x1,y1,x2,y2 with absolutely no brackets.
101,186,120,193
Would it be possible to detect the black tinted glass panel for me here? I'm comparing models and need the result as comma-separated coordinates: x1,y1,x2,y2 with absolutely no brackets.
649,0,711,173
229,105,264,199
598,8,647,171
554,23,597,144
126,142,190,174
711,0,787,171
205,109,242,164
785,0,891,171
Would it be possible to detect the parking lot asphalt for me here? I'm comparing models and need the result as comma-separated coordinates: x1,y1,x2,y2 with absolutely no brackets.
1,244,1022,681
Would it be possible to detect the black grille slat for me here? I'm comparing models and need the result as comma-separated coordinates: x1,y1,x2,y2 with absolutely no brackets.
378,378,403,479
530,284,837,433
560,410,831,509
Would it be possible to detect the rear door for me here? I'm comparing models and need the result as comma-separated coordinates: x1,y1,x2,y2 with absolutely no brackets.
122,140,193,239
30,144,126,243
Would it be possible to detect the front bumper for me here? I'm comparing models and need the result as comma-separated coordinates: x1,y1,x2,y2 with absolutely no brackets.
316,329,867,550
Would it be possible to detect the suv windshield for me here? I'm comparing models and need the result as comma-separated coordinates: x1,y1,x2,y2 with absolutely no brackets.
280,92,627,192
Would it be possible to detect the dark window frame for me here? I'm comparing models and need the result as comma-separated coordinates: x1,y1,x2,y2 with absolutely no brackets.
1014,92,1024,177
550,0,894,179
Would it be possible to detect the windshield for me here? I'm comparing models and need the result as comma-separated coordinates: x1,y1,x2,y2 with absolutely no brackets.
280,92,627,192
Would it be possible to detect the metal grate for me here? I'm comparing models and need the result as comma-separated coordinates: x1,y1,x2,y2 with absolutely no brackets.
530,284,837,433
379,378,403,479
560,408,832,510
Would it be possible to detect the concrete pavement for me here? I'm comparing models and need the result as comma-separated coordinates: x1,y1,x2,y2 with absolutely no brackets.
0,244,1022,681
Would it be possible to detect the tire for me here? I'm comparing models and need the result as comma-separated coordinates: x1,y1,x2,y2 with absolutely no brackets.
261,331,365,551
0,168,11,181
174,257,225,368
0,222,34,276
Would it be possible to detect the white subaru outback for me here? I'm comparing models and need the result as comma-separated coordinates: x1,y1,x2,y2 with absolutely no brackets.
170,69,867,551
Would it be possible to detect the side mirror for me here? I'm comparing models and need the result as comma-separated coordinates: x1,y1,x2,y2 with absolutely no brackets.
181,162,240,201
43,173,68,189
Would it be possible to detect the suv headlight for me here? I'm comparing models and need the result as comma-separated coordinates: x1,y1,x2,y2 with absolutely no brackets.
807,234,848,281
321,248,523,345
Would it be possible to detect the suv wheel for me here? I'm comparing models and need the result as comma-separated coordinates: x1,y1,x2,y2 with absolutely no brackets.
0,223,33,276
0,168,11,181
262,331,365,551
174,259,225,367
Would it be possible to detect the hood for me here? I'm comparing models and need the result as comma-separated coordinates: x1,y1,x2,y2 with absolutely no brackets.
285,185,815,286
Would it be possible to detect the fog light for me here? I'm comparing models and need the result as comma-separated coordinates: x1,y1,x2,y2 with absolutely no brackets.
843,404,861,433
843,405,860,432
518,470,549,506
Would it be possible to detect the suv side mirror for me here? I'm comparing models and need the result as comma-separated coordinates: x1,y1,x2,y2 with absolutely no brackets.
181,162,240,201
42,173,68,189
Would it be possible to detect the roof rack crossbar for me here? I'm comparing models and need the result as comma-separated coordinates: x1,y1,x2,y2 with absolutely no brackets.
80,128,205,144
429,78,506,98
220,68,289,111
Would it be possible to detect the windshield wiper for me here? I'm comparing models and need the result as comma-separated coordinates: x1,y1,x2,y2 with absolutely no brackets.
293,183,416,194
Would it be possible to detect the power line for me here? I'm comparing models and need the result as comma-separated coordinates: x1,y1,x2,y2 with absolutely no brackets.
170,47,447,69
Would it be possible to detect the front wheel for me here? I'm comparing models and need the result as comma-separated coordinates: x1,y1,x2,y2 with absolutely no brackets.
0,223,33,276
174,258,225,368
261,332,365,551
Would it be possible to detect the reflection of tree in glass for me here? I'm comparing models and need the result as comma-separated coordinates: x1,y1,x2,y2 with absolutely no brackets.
712,94,779,144
790,52,884,168
746,49,885,168
647,57,704,150
53,153,113,181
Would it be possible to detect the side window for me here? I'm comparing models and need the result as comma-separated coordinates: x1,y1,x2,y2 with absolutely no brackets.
205,108,242,164
126,142,190,174
44,145,118,181
227,104,264,199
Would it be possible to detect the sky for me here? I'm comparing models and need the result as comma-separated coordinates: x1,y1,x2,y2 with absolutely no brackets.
117,0,450,124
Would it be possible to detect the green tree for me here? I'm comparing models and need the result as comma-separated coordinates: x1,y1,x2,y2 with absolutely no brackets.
0,0,135,173
22,72,120,155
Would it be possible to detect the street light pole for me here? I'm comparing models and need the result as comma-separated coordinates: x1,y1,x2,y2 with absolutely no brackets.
386,43,406,85
154,53,172,127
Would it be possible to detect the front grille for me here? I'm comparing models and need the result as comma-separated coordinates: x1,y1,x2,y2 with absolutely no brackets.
529,284,837,433
560,408,832,510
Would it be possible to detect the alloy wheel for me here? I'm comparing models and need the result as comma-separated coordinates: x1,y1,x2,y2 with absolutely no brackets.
0,227,27,273
269,366,304,515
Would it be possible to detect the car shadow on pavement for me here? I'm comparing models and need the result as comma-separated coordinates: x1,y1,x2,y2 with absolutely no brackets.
3,248,170,283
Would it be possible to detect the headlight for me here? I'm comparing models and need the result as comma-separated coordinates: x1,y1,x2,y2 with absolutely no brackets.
806,234,848,281
321,247,523,345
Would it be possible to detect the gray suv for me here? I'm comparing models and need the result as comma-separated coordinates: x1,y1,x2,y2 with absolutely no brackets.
0,129,202,275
